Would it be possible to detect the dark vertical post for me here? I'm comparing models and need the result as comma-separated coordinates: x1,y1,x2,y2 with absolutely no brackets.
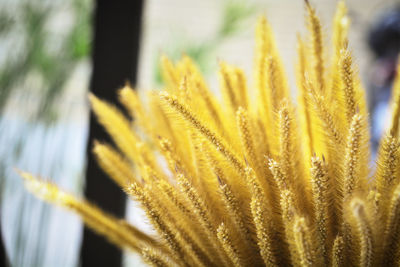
0,220,9,267
81,1,144,266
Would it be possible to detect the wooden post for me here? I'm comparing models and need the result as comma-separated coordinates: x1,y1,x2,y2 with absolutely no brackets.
81,0,144,266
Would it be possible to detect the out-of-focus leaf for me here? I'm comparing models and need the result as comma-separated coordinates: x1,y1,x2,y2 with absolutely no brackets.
0,13,13,33
218,1,256,37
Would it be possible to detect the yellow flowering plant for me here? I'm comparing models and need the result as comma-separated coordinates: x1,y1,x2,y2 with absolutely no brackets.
18,1,400,266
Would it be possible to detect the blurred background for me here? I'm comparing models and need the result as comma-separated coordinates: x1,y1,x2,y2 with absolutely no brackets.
0,0,399,266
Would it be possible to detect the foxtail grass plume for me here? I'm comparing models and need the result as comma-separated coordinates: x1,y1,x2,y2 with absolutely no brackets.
19,1,400,266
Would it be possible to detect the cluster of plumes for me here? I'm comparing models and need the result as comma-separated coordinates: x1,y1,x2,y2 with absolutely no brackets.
20,1,400,266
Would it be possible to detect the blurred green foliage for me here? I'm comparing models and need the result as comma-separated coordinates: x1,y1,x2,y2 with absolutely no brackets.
154,0,256,85
0,0,91,124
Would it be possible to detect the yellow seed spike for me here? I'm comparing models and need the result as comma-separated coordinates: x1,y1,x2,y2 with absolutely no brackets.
174,226,216,267
237,108,271,183
219,180,253,244
350,199,374,267
246,168,288,266
176,173,214,233
178,54,199,76
332,1,349,58
309,86,345,228
375,134,400,219
142,247,174,267
390,60,400,137
155,93,198,175
157,180,191,216
343,114,366,200
293,216,319,267
147,181,216,267
160,55,180,90
204,146,229,184
302,81,328,158
246,166,288,265
340,221,358,266
268,158,289,192
220,62,239,115
181,74,232,168
147,92,177,143
93,141,137,187
236,107,260,175
330,0,349,104
190,69,226,134
178,76,189,99
118,84,150,133
18,171,157,253
254,16,288,156
266,56,288,110
217,223,244,267
233,68,249,109
331,235,344,267
255,17,269,101
189,131,204,180
204,139,250,203
190,133,226,220
266,158,289,221
278,103,295,185
158,137,186,175
160,92,246,175
138,141,164,173
254,16,269,120
306,0,324,92
205,145,228,181
250,196,278,267
176,173,231,267
278,102,310,215
308,86,345,146
382,183,400,266
245,167,267,207
339,48,357,125
89,94,141,165
149,183,216,267
279,188,302,266
296,36,314,159
266,28,289,102
281,190,297,224
155,180,218,266
126,183,191,267
367,188,381,217
139,164,161,184
310,156,331,262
